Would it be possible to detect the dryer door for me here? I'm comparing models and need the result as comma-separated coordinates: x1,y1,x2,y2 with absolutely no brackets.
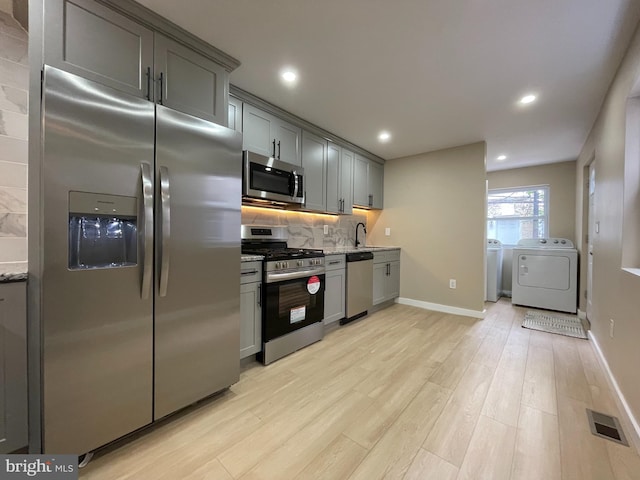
517,254,570,290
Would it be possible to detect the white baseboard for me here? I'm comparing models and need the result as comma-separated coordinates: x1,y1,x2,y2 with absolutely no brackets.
577,309,587,320
588,331,640,451
502,290,512,298
397,297,486,319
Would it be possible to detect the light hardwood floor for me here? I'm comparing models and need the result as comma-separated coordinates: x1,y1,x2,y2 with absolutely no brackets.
81,299,640,479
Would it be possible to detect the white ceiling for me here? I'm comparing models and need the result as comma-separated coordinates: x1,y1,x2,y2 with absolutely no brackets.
136,0,640,171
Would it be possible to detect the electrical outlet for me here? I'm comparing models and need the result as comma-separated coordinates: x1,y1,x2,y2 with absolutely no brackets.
385,227,391,236
610,319,614,338
449,279,456,289
323,225,329,235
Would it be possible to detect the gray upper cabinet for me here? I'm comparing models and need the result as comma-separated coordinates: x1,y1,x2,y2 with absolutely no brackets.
353,154,383,209
301,130,327,212
353,154,370,207
0,282,27,453
45,0,154,99
326,143,341,214
368,160,384,209
45,0,230,124
327,144,354,215
154,34,228,125
228,96,242,133
340,148,354,215
243,104,302,166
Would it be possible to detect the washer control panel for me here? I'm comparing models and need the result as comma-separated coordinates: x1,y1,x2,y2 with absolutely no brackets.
516,238,574,248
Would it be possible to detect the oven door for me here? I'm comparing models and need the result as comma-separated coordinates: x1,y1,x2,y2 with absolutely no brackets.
263,272,325,341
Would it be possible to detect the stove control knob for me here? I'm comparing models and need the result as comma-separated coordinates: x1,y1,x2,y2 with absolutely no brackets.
297,260,303,267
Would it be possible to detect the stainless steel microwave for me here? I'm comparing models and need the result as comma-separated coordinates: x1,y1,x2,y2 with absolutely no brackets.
242,151,305,206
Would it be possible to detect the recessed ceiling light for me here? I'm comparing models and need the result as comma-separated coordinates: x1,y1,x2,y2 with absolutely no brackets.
378,131,391,142
497,155,507,161
280,69,298,84
519,94,537,105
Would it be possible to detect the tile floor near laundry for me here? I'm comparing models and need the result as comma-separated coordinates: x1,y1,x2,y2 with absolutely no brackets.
80,299,640,480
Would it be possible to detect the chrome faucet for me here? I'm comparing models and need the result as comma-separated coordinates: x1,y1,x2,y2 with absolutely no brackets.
355,222,367,247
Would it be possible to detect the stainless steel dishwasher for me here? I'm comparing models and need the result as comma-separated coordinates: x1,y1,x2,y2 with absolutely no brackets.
342,251,374,325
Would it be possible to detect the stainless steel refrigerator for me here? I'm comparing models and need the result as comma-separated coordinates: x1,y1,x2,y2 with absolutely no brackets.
36,66,242,454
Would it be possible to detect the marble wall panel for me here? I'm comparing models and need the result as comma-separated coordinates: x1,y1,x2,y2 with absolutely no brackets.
0,9,28,262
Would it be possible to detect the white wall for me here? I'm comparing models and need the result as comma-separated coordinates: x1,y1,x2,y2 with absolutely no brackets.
368,142,487,314
574,19,640,435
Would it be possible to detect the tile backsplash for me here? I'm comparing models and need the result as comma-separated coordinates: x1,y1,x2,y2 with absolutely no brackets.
241,207,368,248
0,9,28,263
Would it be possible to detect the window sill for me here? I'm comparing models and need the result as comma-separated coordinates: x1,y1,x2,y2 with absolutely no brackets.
621,267,640,277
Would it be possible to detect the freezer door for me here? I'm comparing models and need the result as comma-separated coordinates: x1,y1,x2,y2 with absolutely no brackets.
41,67,155,454
154,105,242,419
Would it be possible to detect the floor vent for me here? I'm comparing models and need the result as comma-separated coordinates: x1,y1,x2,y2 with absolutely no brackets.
586,409,628,446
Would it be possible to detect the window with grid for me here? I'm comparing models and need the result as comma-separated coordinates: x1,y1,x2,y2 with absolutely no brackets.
487,186,549,246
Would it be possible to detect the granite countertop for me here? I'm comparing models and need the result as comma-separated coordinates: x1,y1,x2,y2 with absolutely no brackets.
241,254,264,262
322,246,401,255
0,262,28,283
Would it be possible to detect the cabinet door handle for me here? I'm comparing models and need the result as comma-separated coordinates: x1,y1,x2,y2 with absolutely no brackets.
387,263,390,276
277,141,281,159
368,194,373,207
158,72,164,105
257,284,262,306
145,66,151,101
328,260,341,265
272,139,276,157
241,270,259,276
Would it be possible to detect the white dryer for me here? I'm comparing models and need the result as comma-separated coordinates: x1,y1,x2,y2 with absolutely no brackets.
486,239,503,302
511,238,578,313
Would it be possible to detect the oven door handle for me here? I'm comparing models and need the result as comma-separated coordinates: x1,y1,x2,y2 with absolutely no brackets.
265,267,325,283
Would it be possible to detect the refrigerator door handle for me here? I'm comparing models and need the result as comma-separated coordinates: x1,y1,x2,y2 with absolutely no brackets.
141,162,154,299
159,166,171,297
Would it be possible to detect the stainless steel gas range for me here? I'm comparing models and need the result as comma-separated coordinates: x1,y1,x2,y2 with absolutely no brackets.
241,226,325,364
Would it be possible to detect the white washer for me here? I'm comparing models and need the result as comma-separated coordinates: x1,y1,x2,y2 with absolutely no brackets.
486,239,503,302
511,238,578,313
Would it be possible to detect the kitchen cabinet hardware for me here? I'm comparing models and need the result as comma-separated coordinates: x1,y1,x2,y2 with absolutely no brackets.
145,66,151,101
158,72,164,105
278,140,281,159
241,269,259,276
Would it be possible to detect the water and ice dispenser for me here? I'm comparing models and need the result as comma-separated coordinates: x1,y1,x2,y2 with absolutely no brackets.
68,191,138,269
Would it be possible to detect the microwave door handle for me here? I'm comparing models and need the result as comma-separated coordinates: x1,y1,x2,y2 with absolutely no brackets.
140,162,154,299
292,171,299,199
159,166,171,297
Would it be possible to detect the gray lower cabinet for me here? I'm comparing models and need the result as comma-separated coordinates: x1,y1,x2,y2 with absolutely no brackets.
302,131,327,212
353,154,384,209
0,282,27,453
372,250,400,305
324,255,346,324
44,0,230,125
240,262,262,359
243,104,302,166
